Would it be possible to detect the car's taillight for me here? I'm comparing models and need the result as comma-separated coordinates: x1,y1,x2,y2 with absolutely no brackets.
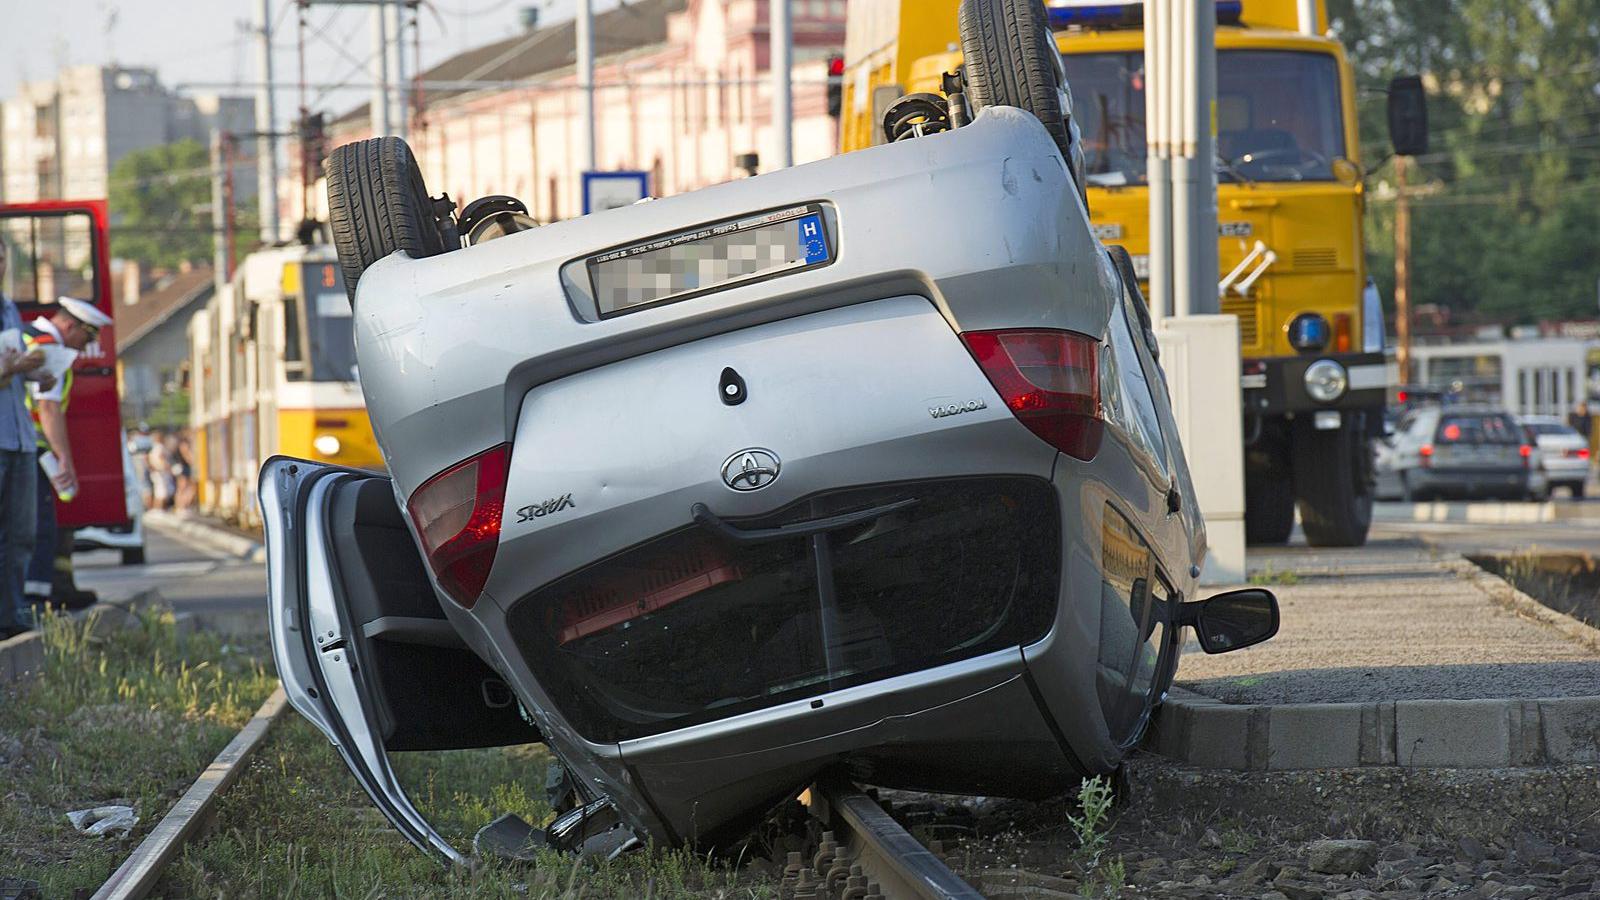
1420,444,1433,468
1571,448,1591,460
1520,444,1533,468
406,443,511,609
961,329,1103,461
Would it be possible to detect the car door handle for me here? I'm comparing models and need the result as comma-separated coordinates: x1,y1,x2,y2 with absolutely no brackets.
1166,486,1182,515
690,497,920,545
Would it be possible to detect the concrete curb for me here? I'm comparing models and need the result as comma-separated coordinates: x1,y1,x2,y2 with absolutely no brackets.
0,587,163,685
143,510,266,563
1375,500,1600,525
1150,557,1600,770
1444,556,1600,655
1147,688,1600,770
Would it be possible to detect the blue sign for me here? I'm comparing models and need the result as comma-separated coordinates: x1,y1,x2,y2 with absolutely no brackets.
797,213,829,265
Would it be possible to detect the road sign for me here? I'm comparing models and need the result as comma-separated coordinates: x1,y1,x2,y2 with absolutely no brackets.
582,171,650,215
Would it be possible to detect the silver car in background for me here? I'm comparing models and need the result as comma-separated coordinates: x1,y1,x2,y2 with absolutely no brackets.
1375,406,1535,501
1520,415,1591,499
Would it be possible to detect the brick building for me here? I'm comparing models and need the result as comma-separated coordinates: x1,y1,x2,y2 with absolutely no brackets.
288,0,845,226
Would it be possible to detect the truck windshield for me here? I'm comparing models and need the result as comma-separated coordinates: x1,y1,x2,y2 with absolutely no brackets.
1062,49,1347,186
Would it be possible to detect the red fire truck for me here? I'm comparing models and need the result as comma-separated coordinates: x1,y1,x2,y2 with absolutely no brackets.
0,200,128,536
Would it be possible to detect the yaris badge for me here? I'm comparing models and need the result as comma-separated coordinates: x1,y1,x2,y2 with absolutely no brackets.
721,448,781,491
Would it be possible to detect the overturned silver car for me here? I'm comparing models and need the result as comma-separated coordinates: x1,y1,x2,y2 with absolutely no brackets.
264,0,1278,861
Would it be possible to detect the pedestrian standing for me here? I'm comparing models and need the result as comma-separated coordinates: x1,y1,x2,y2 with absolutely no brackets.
148,433,173,510
23,297,112,610
173,435,196,511
0,237,54,639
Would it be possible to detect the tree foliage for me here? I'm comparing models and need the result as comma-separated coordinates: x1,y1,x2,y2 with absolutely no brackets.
108,139,256,272
1329,0,1600,324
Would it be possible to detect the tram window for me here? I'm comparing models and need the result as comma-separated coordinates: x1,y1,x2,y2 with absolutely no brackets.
307,281,357,383
283,297,307,382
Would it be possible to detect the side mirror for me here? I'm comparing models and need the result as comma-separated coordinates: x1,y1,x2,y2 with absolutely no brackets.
1388,75,1429,157
1176,588,1279,654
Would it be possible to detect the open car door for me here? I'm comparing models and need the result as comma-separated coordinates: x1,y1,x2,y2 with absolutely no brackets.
261,457,540,861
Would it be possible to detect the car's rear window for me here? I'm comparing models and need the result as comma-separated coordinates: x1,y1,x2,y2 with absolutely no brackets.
504,477,1060,743
1525,422,1580,438
1436,414,1521,445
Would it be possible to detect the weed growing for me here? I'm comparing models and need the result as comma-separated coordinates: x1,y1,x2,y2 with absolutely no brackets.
0,607,275,896
1247,565,1300,586
1069,775,1125,898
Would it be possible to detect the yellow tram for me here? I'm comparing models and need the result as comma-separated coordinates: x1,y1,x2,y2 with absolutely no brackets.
190,244,382,526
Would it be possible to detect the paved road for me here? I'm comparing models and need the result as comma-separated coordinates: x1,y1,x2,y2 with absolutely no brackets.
73,522,266,614
1177,530,1600,704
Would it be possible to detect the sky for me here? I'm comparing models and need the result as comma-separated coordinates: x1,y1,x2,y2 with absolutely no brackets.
3,0,624,127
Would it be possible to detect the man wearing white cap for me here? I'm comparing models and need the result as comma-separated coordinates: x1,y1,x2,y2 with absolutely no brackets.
24,296,113,609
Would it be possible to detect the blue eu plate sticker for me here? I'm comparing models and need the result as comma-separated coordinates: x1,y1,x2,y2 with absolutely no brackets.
797,214,829,265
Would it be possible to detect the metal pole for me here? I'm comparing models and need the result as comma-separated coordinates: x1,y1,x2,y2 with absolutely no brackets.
210,130,228,294
1145,0,1171,322
1171,0,1195,318
388,0,408,141
223,137,239,281
576,0,596,172
1297,0,1318,34
1395,154,1412,385
772,0,794,168
370,0,390,137
255,0,280,243
1193,0,1220,314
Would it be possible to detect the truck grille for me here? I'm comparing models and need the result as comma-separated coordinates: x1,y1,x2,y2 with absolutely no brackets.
1294,248,1339,270
1222,296,1259,346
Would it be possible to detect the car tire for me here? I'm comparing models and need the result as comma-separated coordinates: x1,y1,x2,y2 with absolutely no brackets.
122,546,146,566
1244,456,1295,545
1292,417,1373,547
325,136,451,303
1574,482,1587,500
958,0,1086,198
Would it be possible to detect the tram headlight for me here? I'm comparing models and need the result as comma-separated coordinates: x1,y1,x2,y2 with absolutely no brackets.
313,434,342,457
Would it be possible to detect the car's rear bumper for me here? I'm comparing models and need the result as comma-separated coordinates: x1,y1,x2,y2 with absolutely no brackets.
1411,467,1529,496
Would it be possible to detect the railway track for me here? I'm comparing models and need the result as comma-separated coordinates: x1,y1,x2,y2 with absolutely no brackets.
83,684,978,900
802,778,986,900
90,687,289,900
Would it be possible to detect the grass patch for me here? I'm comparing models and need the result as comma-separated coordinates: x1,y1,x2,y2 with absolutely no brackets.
0,607,275,897
163,710,778,898
1246,565,1300,586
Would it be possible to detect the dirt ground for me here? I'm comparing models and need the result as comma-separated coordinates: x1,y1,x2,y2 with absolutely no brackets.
944,755,1600,899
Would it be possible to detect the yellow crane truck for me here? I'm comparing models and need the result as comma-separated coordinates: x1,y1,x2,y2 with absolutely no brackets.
842,0,1419,547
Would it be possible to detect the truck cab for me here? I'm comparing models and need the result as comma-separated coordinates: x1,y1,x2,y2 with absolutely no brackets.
845,0,1408,547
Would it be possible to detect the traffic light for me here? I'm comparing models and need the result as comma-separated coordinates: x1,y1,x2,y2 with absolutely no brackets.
827,55,844,119
299,112,329,173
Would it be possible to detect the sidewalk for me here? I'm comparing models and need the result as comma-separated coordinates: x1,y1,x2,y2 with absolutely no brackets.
1151,535,1600,770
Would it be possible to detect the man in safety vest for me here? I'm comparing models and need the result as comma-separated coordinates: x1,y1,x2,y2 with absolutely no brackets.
24,297,112,609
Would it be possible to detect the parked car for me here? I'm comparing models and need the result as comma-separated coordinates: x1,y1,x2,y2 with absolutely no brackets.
74,430,146,565
263,0,1279,859
1374,405,1535,501
1520,415,1590,499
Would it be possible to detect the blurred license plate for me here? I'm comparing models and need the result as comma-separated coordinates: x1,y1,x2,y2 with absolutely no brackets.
588,204,834,318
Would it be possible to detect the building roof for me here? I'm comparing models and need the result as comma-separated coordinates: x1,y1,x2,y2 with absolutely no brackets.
335,0,687,127
116,266,214,351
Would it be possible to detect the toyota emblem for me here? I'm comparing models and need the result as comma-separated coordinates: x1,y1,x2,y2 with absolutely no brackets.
720,448,781,491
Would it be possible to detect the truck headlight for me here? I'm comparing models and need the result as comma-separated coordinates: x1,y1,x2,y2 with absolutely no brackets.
1287,313,1331,353
313,434,342,457
1304,360,1348,403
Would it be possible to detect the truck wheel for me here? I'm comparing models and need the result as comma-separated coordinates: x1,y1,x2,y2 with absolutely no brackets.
958,0,1086,194
1292,417,1373,547
122,546,146,566
1244,457,1295,545
325,136,451,302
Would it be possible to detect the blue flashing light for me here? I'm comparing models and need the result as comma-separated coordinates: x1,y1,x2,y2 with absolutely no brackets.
1047,1,1244,30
